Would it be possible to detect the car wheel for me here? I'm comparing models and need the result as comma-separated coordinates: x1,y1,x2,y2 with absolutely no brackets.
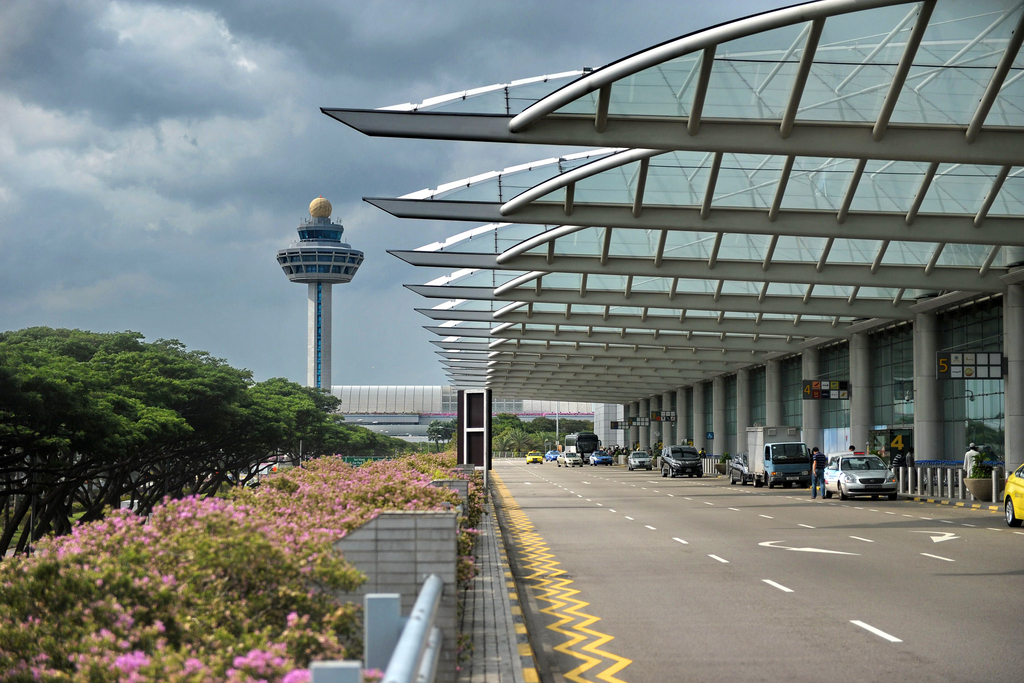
839,484,849,501
1007,498,1023,527
888,493,898,501
628,465,632,471
697,471,702,478
824,488,832,499
730,472,736,485
647,466,652,471
767,477,774,489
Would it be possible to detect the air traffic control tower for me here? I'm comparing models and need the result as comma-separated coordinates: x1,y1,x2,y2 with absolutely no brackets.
276,197,363,389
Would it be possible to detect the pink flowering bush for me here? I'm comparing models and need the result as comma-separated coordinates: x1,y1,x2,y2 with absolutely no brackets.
0,453,481,682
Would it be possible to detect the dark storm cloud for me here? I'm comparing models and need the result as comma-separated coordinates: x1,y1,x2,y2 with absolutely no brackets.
0,0,790,386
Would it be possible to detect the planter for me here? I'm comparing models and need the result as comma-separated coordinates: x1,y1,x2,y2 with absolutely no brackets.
964,478,992,502
714,463,728,474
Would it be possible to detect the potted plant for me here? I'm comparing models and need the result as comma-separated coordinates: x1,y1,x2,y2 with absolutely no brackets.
964,451,997,501
715,452,730,475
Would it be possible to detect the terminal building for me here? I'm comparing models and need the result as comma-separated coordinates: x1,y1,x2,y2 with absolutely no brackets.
331,386,592,442
325,0,1024,470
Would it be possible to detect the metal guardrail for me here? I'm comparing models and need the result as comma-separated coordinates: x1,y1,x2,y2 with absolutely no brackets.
310,574,445,683
382,574,444,683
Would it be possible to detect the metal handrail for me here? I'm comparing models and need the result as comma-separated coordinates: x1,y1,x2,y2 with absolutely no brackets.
382,574,444,683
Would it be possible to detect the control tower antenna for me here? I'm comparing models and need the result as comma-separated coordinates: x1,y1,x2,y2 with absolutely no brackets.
276,196,363,389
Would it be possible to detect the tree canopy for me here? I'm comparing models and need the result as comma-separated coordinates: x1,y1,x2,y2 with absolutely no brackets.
0,327,414,557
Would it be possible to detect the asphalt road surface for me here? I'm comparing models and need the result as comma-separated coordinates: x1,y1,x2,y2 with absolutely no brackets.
493,459,1022,683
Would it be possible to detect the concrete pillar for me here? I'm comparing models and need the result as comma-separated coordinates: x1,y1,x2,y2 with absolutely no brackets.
308,282,333,389
648,395,660,450
914,312,942,461
693,382,706,451
712,376,726,456
639,398,650,450
802,347,822,451
851,332,872,453
1005,283,1024,474
737,368,751,455
663,391,675,445
629,402,639,449
622,403,631,449
677,386,690,445
766,359,783,426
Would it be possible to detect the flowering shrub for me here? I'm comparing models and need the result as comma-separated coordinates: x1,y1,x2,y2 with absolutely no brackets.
0,453,482,682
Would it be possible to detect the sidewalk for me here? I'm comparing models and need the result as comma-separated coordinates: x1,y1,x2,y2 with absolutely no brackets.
457,496,534,683
900,491,1003,512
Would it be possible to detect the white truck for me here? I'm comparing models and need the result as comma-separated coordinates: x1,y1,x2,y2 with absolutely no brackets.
746,426,811,488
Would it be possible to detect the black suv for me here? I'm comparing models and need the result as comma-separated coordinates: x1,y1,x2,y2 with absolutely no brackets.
661,445,703,478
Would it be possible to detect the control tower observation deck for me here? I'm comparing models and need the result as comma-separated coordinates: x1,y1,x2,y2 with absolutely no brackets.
276,197,363,389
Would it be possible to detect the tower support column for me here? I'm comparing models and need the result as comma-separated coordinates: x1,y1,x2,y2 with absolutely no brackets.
693,383,706,451
308,282,333,389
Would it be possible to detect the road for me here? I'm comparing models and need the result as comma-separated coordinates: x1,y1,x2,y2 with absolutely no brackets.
492,459,1022,683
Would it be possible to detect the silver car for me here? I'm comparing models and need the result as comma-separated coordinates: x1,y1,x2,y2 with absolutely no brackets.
628,451,652,471
557,452,583,467
823,455,898,500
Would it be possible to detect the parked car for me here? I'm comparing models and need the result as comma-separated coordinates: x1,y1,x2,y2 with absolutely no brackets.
823,454,897,500
729,453,752,485
661,445,702,478
525,451,543,464
628,451,652,471
1005,463,1024,527
590,450,613,466
544,450,560,462
557,452,583,467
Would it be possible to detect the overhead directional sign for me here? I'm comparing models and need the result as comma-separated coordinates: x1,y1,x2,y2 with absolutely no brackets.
936,351,1005,379
802,380,850,400
651,410,676,422
910,531,960,543
758,541,860,555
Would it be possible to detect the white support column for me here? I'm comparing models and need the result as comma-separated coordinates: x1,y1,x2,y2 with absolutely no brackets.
639,398,650,450
802,347,822,451
693,383,706,451
629,402,640,449
307,282,333,389
649,395,661,450
712,376,726,456
766,359,783,426
851,332,872,453
677,386,690,445
737,368,751,454
663,391,674,446
1005,283,1024,474
622,403,631,450
914,312,942,462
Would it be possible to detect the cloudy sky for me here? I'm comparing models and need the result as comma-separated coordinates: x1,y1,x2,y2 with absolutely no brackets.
0,0,790,387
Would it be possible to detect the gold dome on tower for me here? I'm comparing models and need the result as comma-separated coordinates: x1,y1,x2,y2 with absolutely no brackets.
309,196,332,218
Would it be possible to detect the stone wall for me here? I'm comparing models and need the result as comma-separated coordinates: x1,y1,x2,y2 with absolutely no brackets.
334,511,458,682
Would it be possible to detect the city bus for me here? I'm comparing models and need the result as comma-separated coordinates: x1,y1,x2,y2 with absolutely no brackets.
564,432,601,463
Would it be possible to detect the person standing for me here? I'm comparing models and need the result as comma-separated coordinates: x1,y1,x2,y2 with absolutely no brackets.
964,442,980,477
811,447,828,499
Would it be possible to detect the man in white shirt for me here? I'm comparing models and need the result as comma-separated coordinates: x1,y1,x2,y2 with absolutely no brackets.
964,443,981,477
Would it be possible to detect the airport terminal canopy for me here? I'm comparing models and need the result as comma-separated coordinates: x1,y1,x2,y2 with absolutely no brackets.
325,0,1024,405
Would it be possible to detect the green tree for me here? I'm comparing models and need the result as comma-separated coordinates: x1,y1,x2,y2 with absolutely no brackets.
505,427,536,456
526,416,556,433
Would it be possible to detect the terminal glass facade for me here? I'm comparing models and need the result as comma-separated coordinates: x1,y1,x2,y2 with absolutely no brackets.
781,357,802,428
871,325,915,428
940,300,1005,457
820,342,851,431
703,382,714,437
749,367,766,427
726,375,737,438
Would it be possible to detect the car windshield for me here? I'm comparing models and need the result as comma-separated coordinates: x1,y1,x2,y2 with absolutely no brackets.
631,452,647,457
671,448,699,459
842,456,887,471
769,443,809,464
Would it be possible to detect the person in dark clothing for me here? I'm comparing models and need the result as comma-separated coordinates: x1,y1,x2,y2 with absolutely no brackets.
811,447,828,499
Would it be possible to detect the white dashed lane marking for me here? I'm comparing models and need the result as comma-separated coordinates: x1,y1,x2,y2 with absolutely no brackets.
763,579,794,593
850,536,874,543
645,525,657,530
798,524,816,529
759,515,774,519
673,537,688,545
625,516,634,520
851,621,902,643
921,553,955,562
708,554,729,564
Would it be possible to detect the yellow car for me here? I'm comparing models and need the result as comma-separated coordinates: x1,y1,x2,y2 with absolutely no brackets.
1005,463,1024,527
525,451,543,464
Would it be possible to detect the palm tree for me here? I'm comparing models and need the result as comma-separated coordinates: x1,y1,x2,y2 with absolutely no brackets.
493,432,514,458
506,428,536,456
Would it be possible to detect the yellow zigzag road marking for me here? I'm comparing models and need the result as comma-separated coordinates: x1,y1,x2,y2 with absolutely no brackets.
494,472,632,683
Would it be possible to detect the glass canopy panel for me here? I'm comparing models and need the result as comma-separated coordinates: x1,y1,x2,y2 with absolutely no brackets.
632,277,673,293
711,154,779,209
936,243,997,267
608,227,667,258
990,171,1024,215
550,227,603,257
383,72,581,114
830,237,895,264
533,302,567,313
771,235,830,262
849,160,931,213
413,150,615,202
878,240,934,266
779,157,859,211
534,272,579,289
927,165,1017,215
587,273,629,290
715,232,773,261
573,304,607,314
853,286,902,298
662,230,717,259
558,159,642,205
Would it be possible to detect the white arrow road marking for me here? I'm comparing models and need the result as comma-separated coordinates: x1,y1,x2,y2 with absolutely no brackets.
759,541,860,555
851,621,902,643
910,531,960,543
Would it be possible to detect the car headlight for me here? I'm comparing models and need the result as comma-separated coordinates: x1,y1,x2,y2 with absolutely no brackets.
843,474,856,483
886,475,896,483
801,470,810,475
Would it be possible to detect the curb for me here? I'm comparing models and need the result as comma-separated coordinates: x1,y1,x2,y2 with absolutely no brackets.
904,495,1001,512
491,490,541,683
